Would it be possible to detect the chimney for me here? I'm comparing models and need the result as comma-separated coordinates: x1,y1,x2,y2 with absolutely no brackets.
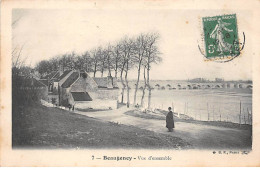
59,64,63,76
107,76,113,89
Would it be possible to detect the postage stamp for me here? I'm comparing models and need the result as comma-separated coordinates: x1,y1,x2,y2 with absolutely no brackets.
202,14,240,60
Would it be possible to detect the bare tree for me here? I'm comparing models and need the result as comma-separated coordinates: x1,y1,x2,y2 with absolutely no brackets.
59,55,67,72
104,44,113,77
12,15,30,74
140,66,147,107
74,55,84,70
36,60,51,76
119,57,127,103
121,37,135,107
111,43,122,78
90,48,100,77
80,51,92,72
32,32,162,110
117,37,135,107
12,43,27,69
144,32,162,109
97,47,107,77
133,33,147,106
66,51,77,70
49,57,59,71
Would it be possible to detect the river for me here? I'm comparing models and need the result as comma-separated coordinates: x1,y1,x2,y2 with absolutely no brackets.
120,88,252,124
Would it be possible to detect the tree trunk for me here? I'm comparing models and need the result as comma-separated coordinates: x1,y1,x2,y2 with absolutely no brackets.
114,59,118,78
114,69,117,78
134,61,142,106
125,59,130,108
101,60,105,77
141,67,146,107
120,61,126,104
147,55,151,110
94,62,97,77
107,55,111,77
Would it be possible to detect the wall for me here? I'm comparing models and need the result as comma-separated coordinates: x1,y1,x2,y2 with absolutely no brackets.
75,99,118,110
60,87,72,106
53,82,59,89
89,89,119,100
47,94,59,105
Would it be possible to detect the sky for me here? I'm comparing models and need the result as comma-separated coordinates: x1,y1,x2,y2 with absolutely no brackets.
12,9,252,80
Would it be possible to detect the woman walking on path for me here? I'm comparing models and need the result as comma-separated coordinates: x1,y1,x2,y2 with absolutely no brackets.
166,107,175,132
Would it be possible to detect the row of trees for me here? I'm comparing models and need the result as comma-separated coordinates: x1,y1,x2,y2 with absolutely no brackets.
35,32,162,109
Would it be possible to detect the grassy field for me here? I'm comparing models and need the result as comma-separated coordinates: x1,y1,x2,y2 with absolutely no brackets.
12,103,190,149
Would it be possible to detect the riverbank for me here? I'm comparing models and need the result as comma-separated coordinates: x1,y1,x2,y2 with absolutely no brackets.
12,103,190,149
120,88,252,124
75,106,252,149
124,109,252,130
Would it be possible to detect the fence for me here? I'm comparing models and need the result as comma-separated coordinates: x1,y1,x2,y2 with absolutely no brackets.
152,100,252,125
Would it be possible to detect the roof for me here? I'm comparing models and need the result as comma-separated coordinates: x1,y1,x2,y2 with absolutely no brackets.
58,70,71,81
71,92,92,101
52,72,60,79
41,71,59,79
92,77,118,88
38,79,48,86
70,77,87,92
92,77,107,88
61,72,79,88
21,77,47,87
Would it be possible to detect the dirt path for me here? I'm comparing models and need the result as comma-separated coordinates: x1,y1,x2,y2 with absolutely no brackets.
74,107,252,149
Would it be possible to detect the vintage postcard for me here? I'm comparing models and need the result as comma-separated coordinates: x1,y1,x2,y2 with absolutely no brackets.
1,0,260,167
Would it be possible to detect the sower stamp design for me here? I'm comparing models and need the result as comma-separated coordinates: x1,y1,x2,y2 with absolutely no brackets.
202,14,240,60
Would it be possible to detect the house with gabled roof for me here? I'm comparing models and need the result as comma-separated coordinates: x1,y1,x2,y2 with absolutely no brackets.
39,68,119,109
38,69,73,104
58,70,119,110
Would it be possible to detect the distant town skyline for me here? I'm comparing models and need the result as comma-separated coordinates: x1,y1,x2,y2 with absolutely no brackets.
12,9,252,80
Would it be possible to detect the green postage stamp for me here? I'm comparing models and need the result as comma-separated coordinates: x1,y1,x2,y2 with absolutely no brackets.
202,14,240,60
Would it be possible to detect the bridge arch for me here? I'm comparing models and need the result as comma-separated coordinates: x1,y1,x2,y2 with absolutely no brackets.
166,84,171,90
215,84,221,88
205,85,211,89
155,84,160,90
247,85,253,89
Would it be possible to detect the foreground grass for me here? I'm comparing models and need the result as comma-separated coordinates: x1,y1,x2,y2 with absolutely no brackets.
12,103,190,149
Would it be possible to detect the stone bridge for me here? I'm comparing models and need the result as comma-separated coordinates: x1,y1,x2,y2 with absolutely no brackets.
152,82,253,90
